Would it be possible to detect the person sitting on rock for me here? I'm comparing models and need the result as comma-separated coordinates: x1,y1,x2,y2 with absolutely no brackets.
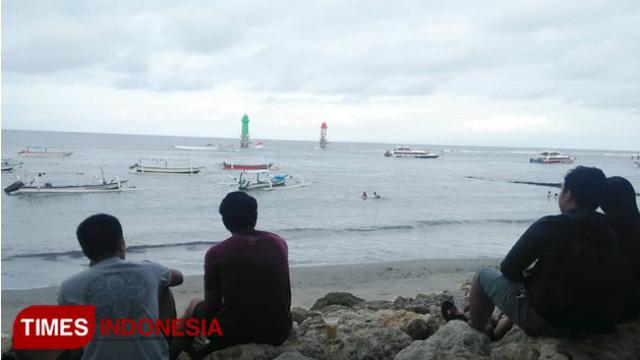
601,176,640,320
449,166,632,340
172,191,292,359
59,213,184,360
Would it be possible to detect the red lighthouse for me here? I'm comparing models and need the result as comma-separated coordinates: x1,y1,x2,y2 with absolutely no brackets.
320,122,328,149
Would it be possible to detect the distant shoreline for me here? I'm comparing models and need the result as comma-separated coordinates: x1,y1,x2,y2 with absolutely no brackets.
0,257,500,334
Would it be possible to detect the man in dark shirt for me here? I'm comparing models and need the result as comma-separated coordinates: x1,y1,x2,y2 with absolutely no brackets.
172,192,292,359
468,166,625,339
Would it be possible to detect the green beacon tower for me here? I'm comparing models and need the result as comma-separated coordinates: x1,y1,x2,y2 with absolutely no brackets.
240,114,250,148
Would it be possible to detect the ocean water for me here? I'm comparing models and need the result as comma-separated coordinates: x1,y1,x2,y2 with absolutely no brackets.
2,129,639,289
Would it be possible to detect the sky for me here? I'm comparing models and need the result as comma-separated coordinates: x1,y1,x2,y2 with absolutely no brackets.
1,0,639,150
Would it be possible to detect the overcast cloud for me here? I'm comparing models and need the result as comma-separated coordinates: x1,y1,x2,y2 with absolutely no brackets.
2,0,639,149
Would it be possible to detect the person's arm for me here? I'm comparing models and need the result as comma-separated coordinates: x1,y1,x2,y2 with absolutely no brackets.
195,249,222,319
500,218,554,281
201,266,222,317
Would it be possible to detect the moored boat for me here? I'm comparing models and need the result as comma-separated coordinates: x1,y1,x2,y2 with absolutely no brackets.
4,171,133,195
222,162,273,170
530,151,575,164
237,170,287,190
18,146,72,158
1,159,22,172
129,159,204,174
174,145,218,151
384,146,439,159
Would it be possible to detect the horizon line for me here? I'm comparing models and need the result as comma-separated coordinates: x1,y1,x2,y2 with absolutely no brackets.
2,127,638,153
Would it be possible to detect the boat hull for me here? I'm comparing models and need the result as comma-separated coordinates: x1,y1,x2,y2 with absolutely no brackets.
4,181,131,195
18,151,73,158
222,163,273,170
174,145,218,151
530,158,575,164
129,164,203,174
239,178,286,190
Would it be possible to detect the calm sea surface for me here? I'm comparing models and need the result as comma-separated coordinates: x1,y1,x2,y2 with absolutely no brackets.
2,130,639,289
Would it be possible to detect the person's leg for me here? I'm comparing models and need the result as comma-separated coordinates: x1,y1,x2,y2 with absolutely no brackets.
469,271,495,333
158,287,177,346
159,287,177,320
492,314,514,340
170,298,202,360
470,269,526,340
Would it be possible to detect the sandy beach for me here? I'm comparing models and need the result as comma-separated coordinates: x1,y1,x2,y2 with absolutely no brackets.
0,258,499,335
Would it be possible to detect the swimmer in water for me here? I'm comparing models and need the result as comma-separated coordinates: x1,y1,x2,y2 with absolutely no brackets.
362,191,368,200
373,192,381,199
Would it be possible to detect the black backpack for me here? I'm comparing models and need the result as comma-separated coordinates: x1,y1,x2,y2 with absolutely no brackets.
547,214,633,332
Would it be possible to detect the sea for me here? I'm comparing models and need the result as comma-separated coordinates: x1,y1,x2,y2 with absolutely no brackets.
2,129,639,290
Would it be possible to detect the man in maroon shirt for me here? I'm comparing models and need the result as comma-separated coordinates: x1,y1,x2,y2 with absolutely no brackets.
172,192,292,359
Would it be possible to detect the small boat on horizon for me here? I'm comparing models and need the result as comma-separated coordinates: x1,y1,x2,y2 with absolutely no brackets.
222,162,273,171
1,159,22,172
174,144,219,151
384,146,439,159
18,146,72,158
129,159,204,175
530,151,575,164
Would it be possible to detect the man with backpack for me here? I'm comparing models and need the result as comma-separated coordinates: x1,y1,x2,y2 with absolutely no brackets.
467,166,631,339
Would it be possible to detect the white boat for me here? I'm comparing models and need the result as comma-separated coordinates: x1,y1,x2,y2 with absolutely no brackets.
18,146,73,158
1,159,22,172
384,146,439,159
174,145,218,151
129,159,204,174
4,172,133,195
226,170,308,191
530,151,575,164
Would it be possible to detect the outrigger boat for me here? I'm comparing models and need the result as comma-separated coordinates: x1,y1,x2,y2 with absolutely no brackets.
225,170,308,191
4,171,133,195
1,159,22,172
222,162,273,170
174,144,218,151
384,146,439,159
18,146,73,158
529,151,575,164
129,159,204,175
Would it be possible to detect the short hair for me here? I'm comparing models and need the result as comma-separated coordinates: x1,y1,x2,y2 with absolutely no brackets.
219,191,258,232
563,166,607,210
76,214,123,261
602,176,639,218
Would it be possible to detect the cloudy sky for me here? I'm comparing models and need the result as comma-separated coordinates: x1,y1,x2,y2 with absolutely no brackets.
2,0,639,150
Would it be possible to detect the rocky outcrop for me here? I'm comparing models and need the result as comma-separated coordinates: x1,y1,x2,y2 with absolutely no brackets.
395,320,491,360
197,288,640,360
310,292,366,311
491,319,640,360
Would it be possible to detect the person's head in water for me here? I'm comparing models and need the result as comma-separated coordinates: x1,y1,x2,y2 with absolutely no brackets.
76,213,125,264
219,191,258,233
558,166,607,213
601,176,640,222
